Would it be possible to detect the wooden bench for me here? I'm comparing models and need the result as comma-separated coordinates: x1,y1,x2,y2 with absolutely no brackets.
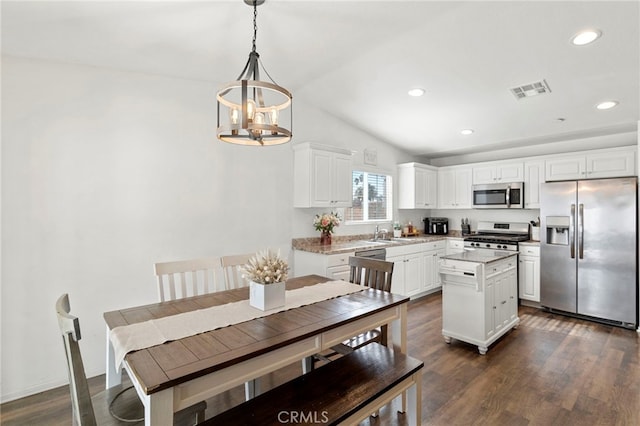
203,342,423,425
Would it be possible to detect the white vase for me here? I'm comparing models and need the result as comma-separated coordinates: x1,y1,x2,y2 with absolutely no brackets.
249,280,286,311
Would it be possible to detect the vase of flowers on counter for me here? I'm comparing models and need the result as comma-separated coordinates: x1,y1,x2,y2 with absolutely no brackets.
313,211,341,245
243,249,289,311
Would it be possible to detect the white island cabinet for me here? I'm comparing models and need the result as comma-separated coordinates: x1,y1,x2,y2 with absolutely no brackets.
440,251,519,355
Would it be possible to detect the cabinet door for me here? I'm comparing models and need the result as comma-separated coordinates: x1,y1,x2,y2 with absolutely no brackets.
586,150,636,179
545,156,586,181
524,160,544,208
387,255,405,295
472,166,496,184
454,168,472,208
403,253,423,296
423,168,438,208
518,256,540,302
414,168,428,208
437,169,456,208
333,153,353,207
485,276,497,339
424,249,445,290
310,150,334,206
497,163,524,182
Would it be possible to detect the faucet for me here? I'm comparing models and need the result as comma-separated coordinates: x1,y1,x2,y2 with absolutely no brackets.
373,225,380,241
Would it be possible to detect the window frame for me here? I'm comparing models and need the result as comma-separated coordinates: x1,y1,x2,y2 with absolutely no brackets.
344,168,393,225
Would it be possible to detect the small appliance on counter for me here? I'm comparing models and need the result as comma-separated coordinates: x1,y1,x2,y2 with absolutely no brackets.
424,217,449,235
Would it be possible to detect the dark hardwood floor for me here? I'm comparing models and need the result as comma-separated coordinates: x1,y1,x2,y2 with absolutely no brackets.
2,292,639,425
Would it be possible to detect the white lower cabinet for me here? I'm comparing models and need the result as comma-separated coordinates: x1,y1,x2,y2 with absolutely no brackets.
294,250,355,281
388,241,445,298
518,244,540,302
446,238,465,255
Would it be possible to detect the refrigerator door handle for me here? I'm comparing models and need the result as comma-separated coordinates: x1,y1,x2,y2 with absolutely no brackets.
570,204,576,259
578,203,584,259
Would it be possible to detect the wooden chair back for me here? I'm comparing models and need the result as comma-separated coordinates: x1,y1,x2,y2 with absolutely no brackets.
221,253,253,289
348,257,394,292
153,256,223,302
56,293,97,426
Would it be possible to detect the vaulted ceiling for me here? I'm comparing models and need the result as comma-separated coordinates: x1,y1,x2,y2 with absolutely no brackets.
2,1,638,157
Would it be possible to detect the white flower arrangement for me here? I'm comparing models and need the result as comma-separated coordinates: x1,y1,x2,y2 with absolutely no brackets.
242,249,289,285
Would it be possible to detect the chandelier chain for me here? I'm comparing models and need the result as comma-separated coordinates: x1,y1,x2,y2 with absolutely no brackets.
252,1,258,53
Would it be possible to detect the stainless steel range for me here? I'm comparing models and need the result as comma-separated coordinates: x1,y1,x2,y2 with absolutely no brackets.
463,221,530,252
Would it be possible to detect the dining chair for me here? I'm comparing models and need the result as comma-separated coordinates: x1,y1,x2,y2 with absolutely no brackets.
220,253,253,289
154,256,223,301
55,294,206,426
305,257,395,372
154,254,257,400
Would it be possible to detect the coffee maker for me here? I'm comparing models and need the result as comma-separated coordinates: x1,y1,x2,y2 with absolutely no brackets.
424,217,449,235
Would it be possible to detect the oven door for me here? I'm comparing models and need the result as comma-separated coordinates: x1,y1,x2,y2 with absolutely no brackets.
472,183,524,209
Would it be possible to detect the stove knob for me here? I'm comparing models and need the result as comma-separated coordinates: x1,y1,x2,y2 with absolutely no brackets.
486,244,491,248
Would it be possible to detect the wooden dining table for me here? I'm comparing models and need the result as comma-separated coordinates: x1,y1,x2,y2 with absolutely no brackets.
103,274,410,425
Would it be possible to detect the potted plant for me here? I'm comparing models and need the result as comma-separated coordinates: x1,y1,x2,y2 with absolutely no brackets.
243,249,289,310
313,211,341,245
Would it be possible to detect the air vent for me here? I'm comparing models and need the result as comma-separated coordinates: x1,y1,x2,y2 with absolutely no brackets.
510,79,551,100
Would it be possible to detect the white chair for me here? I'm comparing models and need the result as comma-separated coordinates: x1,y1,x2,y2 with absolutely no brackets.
220,253,253,289
154,256,223,301
55,294,206,425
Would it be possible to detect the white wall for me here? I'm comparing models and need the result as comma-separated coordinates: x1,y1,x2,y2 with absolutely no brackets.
0,56,419,402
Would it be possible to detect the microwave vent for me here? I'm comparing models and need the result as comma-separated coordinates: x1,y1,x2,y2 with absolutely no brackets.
510,79,551,99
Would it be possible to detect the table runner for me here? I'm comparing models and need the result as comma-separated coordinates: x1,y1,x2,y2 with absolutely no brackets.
110,280,364,369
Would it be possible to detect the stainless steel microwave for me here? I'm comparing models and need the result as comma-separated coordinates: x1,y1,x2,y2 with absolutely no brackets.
472,182,524,209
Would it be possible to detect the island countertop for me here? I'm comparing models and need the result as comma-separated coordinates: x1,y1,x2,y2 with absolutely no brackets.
441,250,517,264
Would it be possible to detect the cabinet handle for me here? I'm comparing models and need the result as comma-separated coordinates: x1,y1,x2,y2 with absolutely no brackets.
501,300,507,304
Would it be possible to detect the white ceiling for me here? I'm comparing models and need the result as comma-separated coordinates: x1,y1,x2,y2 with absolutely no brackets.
2,0,639,157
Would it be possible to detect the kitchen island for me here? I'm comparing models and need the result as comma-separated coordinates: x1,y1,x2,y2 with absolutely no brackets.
439,250,519,354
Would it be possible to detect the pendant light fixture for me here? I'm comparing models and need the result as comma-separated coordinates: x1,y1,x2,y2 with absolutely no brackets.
216,0,292,146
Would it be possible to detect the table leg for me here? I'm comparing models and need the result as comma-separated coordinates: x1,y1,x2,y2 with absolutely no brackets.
105,325,122,388
146,388,173,426
391,303,408,412
406,370,422,426
244,378,261,400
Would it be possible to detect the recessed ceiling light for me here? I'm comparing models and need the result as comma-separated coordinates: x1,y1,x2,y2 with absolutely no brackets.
408,88,425,97
460,129,474,136
596,100,619,110
571,29,602,46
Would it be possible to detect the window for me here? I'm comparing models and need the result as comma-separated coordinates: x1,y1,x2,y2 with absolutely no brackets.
345,170,392,222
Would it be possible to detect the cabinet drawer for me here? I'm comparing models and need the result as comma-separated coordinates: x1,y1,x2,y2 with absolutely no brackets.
326,252,354,267
423,240,446,251
447,239,464,249
519,246,540,257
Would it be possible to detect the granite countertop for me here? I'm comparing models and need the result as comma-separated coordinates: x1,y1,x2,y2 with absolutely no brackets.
441,250,518,264
292,231,464,255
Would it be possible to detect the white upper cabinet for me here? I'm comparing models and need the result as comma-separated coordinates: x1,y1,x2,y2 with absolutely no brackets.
524,160,545,209
545,147,636,181
472,162,524,184
293,143,353,208
438,166,471,209
398,163,438,209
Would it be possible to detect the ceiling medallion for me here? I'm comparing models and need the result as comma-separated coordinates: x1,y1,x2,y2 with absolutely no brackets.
216,0,292,146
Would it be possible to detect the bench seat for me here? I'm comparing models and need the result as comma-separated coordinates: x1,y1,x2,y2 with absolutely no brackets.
203,342,423,425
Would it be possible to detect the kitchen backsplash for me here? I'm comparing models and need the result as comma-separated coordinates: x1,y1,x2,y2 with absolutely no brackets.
428,209,540,232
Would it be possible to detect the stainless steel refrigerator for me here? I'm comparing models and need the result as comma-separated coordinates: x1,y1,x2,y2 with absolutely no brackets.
540,177,638,328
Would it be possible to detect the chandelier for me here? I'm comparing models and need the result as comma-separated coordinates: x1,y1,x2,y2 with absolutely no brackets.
216,0,292,146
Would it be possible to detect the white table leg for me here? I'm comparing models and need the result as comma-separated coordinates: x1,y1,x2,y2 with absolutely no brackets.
244,378,261,400
391,303,408,412
406,370,422,426
146,388,174,426
105,325,122,388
